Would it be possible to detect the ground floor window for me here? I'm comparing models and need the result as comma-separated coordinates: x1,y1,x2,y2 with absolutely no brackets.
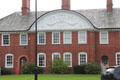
116,53,120,65
78,52,87,65
37,53,46,67
52,53,60,61
5,54,14,68
63,52,72,67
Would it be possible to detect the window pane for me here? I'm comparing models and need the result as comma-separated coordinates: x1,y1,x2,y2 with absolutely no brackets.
21,34,27,45
117,54,120,65
64,53,72,67
53,53,60,61
64,32,72,44
3,34,9,45
6,55,13,67
79,53,87,65
38,32,45,44
78,31,86,44
53,32,60,44
38,54,45,67
100,31,108,44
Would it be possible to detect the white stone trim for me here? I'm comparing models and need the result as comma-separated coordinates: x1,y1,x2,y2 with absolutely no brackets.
37,53,46,67
63,52,72,67
78,52,87,65
20,33,28,46
5,54,14,68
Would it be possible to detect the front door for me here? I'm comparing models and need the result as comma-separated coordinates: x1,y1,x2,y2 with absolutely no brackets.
20,57,27,73
101,56,109,73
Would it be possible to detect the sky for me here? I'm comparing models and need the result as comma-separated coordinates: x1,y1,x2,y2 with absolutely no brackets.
0,0,120,19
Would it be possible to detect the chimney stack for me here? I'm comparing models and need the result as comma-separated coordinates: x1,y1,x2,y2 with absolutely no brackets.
22,0,30,15
107,0,113,12
62,0,70,10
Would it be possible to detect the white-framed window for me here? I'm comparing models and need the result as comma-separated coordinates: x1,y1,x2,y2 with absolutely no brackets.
5,54,14,68
52,32,60,44
38,32,46,45
52,53,60,61
2,33,10,46
78,52,87,65
100,31,109,44
20,33,28,45
78,31,87,44
37,53,46,67
116,52,120,65
63,32,72,44
63,52,72,67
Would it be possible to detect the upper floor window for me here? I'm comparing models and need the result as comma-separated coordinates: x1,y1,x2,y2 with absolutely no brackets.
37,53,46,67
100,31,109,44
5,54,14,68
63,32,72,44
52,53,60,61
78,31,87,44
20,33,28,45
38,32,46,45
52,32,60,44
116,52,120,65
2,33,10,46
78,52,87,65
63,52,72,67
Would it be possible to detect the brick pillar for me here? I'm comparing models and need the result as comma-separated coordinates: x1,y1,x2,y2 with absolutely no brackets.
62,0,70,10
22,0,30,15
107,0,113,12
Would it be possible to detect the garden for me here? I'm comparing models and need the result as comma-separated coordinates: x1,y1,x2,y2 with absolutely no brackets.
0,59,101,80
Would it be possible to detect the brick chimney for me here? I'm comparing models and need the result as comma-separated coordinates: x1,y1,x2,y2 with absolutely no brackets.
62,0,70,10
107,0,113,12
22,0,30,15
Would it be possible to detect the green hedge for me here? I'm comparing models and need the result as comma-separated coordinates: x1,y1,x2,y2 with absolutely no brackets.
21,63,43,74
73,62,101,74
49,59,69,74
73,65,86,74
85,62,101,74
1,67,12,75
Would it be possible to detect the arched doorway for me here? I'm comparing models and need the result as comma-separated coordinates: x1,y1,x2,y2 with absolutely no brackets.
101,56,109,73
101,56,109,66
20,57,27,73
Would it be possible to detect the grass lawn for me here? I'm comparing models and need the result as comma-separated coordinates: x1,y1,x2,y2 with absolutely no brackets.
1,74,100,80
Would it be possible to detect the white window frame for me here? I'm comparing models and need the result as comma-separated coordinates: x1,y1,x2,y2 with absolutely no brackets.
52,53,60,61
63,52,72,67
5,54,14,68
37,53,46,67
78,31,87,44
20,33,28,45
100,31,109,44
78,52,87,65
63,32,72,44
52,32,60,44
2,33,10,46
116,52,120,65
37,32,46,45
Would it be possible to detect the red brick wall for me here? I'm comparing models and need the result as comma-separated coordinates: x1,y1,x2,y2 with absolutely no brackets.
0,31,119,74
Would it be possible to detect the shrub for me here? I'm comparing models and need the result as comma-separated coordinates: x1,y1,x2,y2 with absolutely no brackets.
49,59,69,74
73,65,86,74
21,63,35,74
1,67,12,75
85,62,101,74
21,63,43,74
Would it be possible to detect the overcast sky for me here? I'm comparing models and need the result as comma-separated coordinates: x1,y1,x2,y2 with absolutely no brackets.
0,0,120,19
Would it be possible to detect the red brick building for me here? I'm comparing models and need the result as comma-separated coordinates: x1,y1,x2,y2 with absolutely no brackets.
0,0,120,74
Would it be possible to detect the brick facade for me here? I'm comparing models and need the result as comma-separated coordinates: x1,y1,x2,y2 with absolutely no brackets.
0,31,119,74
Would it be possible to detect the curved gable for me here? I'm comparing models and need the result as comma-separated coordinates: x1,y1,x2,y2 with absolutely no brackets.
30,10,94,31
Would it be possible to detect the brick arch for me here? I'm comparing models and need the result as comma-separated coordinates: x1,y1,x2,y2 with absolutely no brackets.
16,55,29,74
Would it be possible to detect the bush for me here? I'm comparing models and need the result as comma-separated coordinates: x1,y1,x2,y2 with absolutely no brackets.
1,67,12,75
73,65,86,74
85,62,101,74
21,63,43,74
49,59,69,74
